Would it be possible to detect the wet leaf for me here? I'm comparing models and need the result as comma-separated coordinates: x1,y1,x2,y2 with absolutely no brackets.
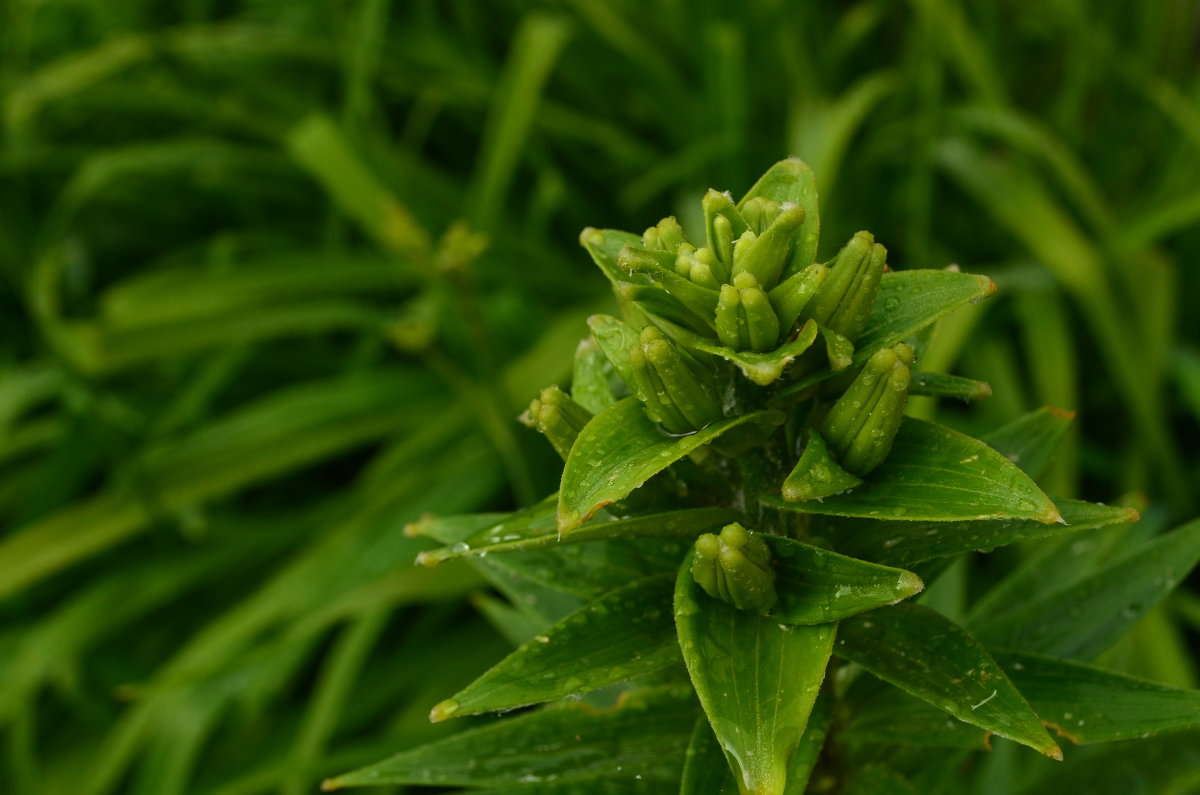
981,406,1075,480
762,535,924,624
324,686,697,789
431,575,679,720
763,418,1060,523
836,603,1061,759
675,552,835,795
909,372,992,401
736,158,820,275
692,320,819,385
680,718,739,794
559,398,784,531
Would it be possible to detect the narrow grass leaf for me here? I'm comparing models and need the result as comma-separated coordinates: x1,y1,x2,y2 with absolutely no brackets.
836,604,1061,759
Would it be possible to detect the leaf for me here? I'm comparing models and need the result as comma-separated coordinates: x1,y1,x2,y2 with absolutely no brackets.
835,603,1061,759
782,430,862,502
980,406,1075,480
430,575,679,720
675,552,835,795
842,765,920,795
994,652,1200,745
761,535,924,624
736,158,820,275
680,718,739,795
909,372,992,401
572,337,618,413
692,320,819,385
559,398,785,531
784,690,833,794
588,314,641,388
971,518,1200,660
418,506,738,564
855,270,996,358
1017,730,1200,795
839,687,988,751
832,499,1139,568
323,686,697,789
580,229,645,289
763,418,1061,523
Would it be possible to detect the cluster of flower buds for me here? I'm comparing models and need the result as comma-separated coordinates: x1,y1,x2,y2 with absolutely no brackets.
613,192,886,361
628,327,723,434
821,343,915,476
519,385,592,460
691,522,778,612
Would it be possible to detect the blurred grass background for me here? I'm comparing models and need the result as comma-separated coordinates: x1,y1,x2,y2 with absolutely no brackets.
1,1,1199,793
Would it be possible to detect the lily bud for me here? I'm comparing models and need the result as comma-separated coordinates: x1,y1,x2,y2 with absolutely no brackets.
768,262,829,336
702,189,748,280
740,196,781,234
675,246,721,289
628,326,723,434
644,216,688,253
821,343,915,475
730,203,806,290
802,231,887,342
691,523,778,612
715,273,782,352
519,385,594,460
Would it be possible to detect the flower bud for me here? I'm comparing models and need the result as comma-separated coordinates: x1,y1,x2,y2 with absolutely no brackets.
644,216,688,253
821,343,914,475
675,246,721,289
702,189,748,280
730,203,806,290
802,231,887,342
768,262,829,336
628,326,723,434
519,385,594,460
715,272,782,352
740,196,781,234
691,523,778,612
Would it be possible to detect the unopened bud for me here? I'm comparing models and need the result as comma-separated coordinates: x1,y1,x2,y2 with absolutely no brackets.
702,189,748,281
802,231,887,342
730,203,806,290
691,523,778,612
628,327,723,434
715,272,782,352
644,216,688,253
821,343,914,475
740,196,781,234
519,385,594,460
768,263,829,336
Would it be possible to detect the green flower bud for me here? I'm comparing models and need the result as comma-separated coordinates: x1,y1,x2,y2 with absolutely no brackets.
519,385,594,460
644,216,688,253
740,196,781,234
702,189,748,280
768,262,829,336
675,246,722,289
802,231,887,342
691,523,778,612
628,326,723,434
715,272,783,352
821,343,914,475
730,203,806,290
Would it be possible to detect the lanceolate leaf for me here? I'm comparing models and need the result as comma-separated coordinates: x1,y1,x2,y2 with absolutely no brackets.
835,604,1062,759
832,499,1139,568
580,228,645,288
675,553,835,795
324,687,697,789
573,337,619,413
559,398,785,531
909,372,992,401
418,506,738,565
761,535,924,624
680,718,739,795
784,691,833,794
995,651,1200,745
430,575,680,721
855,270,996,356
981,406,1075,480
588,314,641,389
972,518,1200,660
764,418,1061,523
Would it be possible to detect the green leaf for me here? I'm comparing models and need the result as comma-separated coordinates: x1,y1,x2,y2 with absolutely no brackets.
588,314,642,389
781,430,862,502
736,158,820,275
980,406,1075,480
430,575,679,720
692,320,819,385
1017,730,1200,795
995,652,1200,745
909,372,992,401
763,418,1061,523
675,552,835,795
761,535,924,624
680,718,739,794
832,499,1140,568
580,229,645,289
855,270,996,358
783,690,833,794
843,765,920,795
559,398,785,531
572,337,618,413
418,506,739,564
324,686,697,789
972,518,1200,660
835,603,1061,759
839,687,988,751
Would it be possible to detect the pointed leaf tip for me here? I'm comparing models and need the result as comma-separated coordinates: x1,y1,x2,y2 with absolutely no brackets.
430,698,460,723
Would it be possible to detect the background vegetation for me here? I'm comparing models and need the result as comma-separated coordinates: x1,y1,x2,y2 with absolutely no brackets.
1,1,1198,792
